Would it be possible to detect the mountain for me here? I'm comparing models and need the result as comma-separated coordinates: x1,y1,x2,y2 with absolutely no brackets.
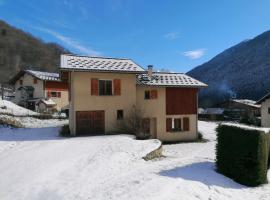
187,30,270,107
0,20,70,83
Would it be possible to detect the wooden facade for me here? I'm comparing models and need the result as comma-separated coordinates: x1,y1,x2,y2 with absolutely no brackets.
44,81,68,91
166,88,198,115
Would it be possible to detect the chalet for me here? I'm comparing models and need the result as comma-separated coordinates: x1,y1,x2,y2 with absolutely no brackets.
60,54,207,142
256,92,270,127
9,70,68,113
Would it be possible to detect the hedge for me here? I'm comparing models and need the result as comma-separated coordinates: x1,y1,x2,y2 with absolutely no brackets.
216,124,270,186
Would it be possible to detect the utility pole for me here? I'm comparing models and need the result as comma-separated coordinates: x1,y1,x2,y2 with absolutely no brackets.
1,84,4,100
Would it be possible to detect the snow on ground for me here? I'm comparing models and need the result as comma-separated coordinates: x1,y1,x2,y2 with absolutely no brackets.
0,100,68,128
0,121,269,200
1,114,68,128
0,100,39,116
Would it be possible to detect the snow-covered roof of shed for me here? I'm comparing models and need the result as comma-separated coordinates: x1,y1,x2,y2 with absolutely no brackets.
26,70,60,81
37,98,56,106
231,99,261,108
60,54,145,73
136,73,207,88
256,92,270,104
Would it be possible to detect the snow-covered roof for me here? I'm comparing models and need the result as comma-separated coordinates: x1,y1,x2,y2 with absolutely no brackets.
60,54,145,73
9,69,60,84
256,92,270,104
26,70,60,81
37,99,56,106
136,73,207,88
201,108,225,115
231,99,261,108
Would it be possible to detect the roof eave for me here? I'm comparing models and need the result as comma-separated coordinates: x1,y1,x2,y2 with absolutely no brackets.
136,84,208,88
59,68,146,74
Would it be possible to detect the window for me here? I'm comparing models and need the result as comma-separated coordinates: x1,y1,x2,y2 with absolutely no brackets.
172,118,181,131
51,91,57,97
99,80,112,96
117,110,124,120
145,90,158,100
145,91,150,99
33,78,38,84
166,117,187,132
48,91,61,98
19,80,23,86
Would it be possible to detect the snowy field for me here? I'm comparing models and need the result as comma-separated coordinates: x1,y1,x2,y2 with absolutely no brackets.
0,121,269,200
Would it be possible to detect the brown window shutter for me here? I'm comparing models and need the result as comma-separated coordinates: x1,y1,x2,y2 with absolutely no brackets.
166,118,172,132
150,90,158,99
57,92,61,98
47,91,51,98
183,117,190,131
91,78,99,95
113,79,121,95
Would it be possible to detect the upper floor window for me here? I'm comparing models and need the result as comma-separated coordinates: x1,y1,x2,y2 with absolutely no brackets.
33,78,38,84
19,80,23,86
91,78,121,96
47,91,61,98
144,90,158,100
99,80,112,96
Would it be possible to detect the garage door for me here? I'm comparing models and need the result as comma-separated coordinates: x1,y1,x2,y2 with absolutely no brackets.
76,111,105,135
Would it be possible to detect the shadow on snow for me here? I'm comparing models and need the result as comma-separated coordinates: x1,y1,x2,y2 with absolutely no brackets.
159,161,246,189
0,127,62,141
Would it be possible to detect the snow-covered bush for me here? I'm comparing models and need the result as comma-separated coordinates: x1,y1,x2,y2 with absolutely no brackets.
216,124,270,186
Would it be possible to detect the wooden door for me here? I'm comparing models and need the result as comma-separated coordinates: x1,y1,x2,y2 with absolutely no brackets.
76,111,105,135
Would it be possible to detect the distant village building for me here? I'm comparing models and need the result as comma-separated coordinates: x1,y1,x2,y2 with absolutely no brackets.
256,93,270,127
199,99,261,123
9,70,68,113
221,99,261,119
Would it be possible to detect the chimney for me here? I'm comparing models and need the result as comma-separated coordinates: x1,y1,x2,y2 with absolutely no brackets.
147,65,153,78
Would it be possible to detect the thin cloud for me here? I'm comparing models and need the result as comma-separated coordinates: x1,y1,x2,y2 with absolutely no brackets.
36,27,101,56
183,49,206,59
164,32,180,40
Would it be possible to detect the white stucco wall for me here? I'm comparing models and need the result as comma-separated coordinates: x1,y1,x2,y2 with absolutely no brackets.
261,98,270,127
14,73,45,103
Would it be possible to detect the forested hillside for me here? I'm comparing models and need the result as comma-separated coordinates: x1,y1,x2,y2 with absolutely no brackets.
0,20,70,83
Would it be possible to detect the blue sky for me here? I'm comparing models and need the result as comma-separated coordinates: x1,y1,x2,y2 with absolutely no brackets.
1,0,270,72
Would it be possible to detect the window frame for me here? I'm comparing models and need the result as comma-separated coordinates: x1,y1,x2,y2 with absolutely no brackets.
98,79,113,96
172,118,182,132
144,90,150,99
268,108,270,114
117,110,124,120
50,91,58,98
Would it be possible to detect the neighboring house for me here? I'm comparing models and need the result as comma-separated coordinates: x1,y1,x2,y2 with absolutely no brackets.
256,92,270,127
198,108,225,121
60,54,207,142
9,70,68,112
220,99,261,121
